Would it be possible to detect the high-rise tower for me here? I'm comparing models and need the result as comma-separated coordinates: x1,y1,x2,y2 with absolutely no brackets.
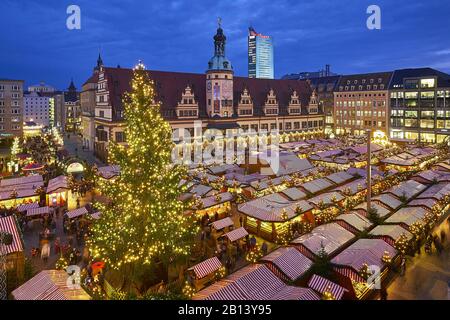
248,27,274,79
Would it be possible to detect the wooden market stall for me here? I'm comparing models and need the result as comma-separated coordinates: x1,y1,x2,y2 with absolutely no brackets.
46,175,70,207
369,224,414,247
11,269,91,300
192,264,320,300
0,175,43,208
0,215,25,282
307,274,349,300
193,192,234,220
187,256,223,291
260,246,313,284
384,206,428,230
334,212,373,234
238,193,313,241
331,239,399,300
291,222,355,259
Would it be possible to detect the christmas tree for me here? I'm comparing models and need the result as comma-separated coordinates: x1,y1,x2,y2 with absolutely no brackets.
11,137,22,160
87,62,198,292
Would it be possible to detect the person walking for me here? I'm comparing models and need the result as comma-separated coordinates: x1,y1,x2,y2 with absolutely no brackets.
41,240,50,264
261,241,268,256
239,216,243,227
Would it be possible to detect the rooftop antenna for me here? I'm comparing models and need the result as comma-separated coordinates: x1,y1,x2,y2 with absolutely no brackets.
217,17,222,28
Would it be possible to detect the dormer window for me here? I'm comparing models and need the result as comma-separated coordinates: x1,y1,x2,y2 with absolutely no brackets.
238,88,253,116
288,90,301,115
176,85,199,119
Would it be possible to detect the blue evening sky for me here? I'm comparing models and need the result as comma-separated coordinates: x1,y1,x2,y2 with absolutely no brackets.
1,0,449,90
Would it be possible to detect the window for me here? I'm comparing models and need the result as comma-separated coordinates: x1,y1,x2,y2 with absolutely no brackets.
294,122,300,129
421,91,435,99
285,122,292,130
405,92,418,99
420,79,435,88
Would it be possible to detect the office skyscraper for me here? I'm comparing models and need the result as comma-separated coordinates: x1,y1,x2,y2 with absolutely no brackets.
248,27,274,79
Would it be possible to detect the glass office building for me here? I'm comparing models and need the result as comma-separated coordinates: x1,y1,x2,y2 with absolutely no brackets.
248,27,274,79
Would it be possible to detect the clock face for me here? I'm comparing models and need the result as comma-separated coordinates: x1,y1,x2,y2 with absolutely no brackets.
207,82,212,92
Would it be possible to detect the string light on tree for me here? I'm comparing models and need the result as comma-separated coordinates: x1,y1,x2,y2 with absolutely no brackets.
87,62,198,290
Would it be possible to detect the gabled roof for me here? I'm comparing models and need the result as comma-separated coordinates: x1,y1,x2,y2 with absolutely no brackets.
101,66,316,120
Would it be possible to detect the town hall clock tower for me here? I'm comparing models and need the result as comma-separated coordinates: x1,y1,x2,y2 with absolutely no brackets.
206,18,234,118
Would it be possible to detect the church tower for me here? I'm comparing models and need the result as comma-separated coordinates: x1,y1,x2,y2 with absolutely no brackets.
206,18,234,118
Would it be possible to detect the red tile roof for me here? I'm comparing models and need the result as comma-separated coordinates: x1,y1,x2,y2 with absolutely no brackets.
101,67,315,121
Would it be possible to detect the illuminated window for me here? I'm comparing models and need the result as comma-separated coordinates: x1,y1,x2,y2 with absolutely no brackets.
420,79,435,88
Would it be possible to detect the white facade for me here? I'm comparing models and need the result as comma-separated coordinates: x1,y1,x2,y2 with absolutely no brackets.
23,92,52,127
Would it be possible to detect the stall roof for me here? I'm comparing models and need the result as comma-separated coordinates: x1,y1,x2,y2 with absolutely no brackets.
331,239,397,272
46,175,69,194
188,257,222,279
12,270,91,300
189,184,213,197
307,274,348,300
413,170,450,184
16,202,39,213
333,179,366,196
346,143,383,155
27,206,51,217
308,191,344,207
372,194,403,210
0,188,39,201
66,207,88,219
238,193,312,222
384,206,428,227
354,202,391,218
97,165,120,179
223,172,265,185
192,264,319,300
369,225,413,241
211,217,234,231
207,164,240,175
408,198,438,210
385,180,427,201
433,162,450,172
260,247,313,281
281,187,307,201
301,178,334,195
194,192,233,209
222,227,248,242
417,182,450,201
0,175,43,188
325,171,354,185
291,223,355,256
0,215,23,254
335,213,373,232
250,176,291,191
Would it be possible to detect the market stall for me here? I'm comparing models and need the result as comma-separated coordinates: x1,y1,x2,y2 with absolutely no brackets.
307,274,348,300
384,206,428,230
260,246,313,283
187,256,223,291
291,222,355,259
238,193,313,241
192,192,233,219
0,215,25,281
46,175,70,207
11,270,91,300
192,264,320,300
331,239,398,300
369,224,414,247
334,213,373,234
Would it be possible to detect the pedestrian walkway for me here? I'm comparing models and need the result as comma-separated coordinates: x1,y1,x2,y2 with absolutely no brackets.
63,134,104,166
387,219,450,300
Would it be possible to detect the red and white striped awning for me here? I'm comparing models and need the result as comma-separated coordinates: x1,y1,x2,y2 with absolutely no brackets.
188,256,222,279
261,247,313,282
27,206,50,217
308,274,347,300
0,215,23,254
11,270,90,300
91,211,101,220
17,202,39,213
211,217,234,230
223,227,248,242
66,207,88,219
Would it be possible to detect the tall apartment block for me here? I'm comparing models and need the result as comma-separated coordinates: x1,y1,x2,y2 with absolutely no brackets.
0,79,24,139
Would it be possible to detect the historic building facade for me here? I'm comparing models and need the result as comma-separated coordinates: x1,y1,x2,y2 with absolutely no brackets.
389,68,450,143
80,55,102,150
334,72,392,136
93,25,324,163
